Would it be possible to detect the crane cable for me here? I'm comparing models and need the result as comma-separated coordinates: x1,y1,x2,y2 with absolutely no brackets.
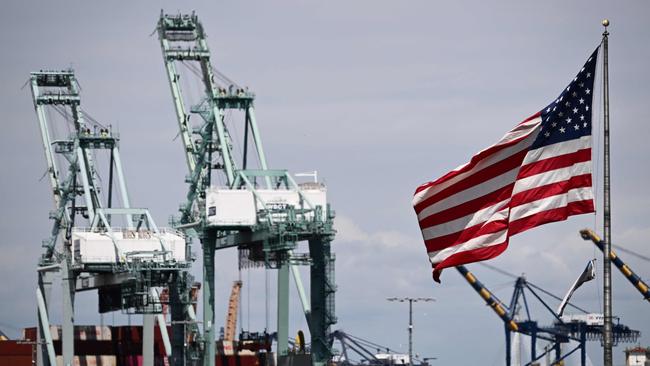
80,108,108,129
476,262,590,314
611,244,650,263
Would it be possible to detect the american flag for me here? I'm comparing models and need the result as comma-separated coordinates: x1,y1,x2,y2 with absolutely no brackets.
413,47,599,282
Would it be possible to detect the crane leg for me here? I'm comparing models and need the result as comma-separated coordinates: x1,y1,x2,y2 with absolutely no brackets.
504,325,511,366
580,326,587,366
61,259,75,366
37,273,56,366
309,236,335,366
277,255,290,359
203,241,216,366
171,273,186,365
143,313,155,366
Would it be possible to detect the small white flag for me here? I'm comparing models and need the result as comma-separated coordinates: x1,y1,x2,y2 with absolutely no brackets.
557,259,596,316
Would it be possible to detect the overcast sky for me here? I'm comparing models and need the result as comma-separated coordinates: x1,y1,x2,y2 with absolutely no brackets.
1,1,649,366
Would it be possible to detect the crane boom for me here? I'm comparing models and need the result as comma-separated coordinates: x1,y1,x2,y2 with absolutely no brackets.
580,229,650,301
456,265,518,331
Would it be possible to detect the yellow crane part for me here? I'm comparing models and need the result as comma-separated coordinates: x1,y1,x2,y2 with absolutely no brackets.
580,229,650,301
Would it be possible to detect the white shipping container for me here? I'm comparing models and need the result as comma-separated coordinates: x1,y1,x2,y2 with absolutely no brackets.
205,186,328,228
55,355,116,366
375,353,410,365
256,188,328,221
301,187,328,221
205,189,257,227
560,313,606,325
72,229,186,265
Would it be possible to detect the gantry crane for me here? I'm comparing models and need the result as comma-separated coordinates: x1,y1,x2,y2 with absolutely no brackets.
457,265,640,366
29,70,194,366
579,229,650,301
157,12,337,366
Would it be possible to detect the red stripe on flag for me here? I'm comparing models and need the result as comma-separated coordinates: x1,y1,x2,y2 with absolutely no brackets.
418,183,514,229
414,113,540,196
431,242,509,282
518,148,591,179
508,199,595,236
510,174,592,208
518,112,544,125
425,219,509,252
414,149,527,214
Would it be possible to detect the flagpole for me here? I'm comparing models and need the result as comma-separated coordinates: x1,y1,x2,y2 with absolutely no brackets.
601,18,613,366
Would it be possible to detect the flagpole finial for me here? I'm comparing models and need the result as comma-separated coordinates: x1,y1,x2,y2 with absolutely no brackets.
602,19,610,27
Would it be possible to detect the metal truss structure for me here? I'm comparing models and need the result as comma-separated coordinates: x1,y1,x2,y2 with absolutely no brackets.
329,330,434,366
330,330,390,366
30,70,194,366
157,12,337,366
457,265,640,366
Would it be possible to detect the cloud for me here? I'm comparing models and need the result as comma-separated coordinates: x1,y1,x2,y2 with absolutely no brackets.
335,215,370,243
336,215,420,251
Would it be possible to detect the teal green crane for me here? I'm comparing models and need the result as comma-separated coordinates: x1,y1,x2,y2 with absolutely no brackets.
29,70,193,366
157,12,337,366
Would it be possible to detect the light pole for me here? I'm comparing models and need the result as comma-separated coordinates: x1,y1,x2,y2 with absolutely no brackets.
387,297,435,365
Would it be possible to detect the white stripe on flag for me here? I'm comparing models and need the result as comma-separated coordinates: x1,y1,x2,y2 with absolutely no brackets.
522,135,591,165
413,126,540,204
421,201,510,240
417,166,519,220
510,187,594,221
512,161,591,195
428,229,508,262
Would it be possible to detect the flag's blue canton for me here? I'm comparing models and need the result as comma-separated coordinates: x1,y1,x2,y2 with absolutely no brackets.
531,47,599,150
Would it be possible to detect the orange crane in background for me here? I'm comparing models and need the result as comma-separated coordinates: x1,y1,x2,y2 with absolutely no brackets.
225,281,243,342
